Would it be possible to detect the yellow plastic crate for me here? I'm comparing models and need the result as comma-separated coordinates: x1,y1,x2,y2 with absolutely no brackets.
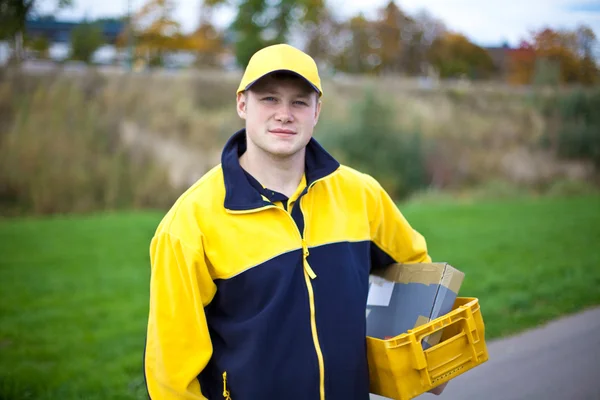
367,297,489,400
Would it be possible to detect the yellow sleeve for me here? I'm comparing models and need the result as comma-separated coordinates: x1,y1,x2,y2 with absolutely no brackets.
145,231,217,399
367,175,432,267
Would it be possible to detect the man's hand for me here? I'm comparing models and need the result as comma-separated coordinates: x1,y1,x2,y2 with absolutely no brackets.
427,381,448,396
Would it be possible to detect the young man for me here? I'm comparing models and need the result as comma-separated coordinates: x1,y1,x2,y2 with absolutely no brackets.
144,44,439,399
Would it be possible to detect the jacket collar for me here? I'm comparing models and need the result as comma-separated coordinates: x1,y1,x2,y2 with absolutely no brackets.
221,129,340,211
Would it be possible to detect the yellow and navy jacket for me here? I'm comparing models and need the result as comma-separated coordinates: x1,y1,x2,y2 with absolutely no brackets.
144,129,431,400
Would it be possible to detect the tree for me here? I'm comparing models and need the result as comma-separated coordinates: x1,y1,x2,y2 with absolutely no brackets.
229,0,269,67
186,4,224,67
0,0,72,62
375,1,406,74
507,40,536,85
124,0,187,66
26,34,50,58
70,21,105,63
406,9,446,76
532,27,581,84
508,25,599,86
339,13,380,74
576,25,599,85
428,32,495,79
204,0,327,67
521,25,599,86
412,9,446,47
299,0,343,69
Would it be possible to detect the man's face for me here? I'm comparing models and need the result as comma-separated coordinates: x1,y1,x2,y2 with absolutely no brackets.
236,73,321,159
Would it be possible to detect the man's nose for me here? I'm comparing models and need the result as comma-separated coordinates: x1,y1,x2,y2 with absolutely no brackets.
275,104,293,123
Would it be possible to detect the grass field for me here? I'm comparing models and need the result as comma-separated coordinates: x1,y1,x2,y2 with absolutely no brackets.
1,195,599,399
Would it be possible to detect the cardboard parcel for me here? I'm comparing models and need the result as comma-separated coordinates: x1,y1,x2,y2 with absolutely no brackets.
366,262,464,347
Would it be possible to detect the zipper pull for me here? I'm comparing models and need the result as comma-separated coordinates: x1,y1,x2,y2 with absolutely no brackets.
222,371,232,400
302,240,317,279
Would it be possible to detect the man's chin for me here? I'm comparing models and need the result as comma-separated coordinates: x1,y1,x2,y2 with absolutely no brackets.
264,146,302,159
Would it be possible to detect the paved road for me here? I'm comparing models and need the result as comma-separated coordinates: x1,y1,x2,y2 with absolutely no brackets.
371,306,600,400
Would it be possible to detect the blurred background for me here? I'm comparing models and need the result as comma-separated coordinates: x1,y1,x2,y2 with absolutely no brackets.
0,0,599,399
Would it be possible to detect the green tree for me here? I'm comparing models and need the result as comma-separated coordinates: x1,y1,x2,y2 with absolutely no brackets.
230,0,268,67
70,21,104,63
26,34,50,58
428,32,495,79
205,0,326,67
0,0,72,62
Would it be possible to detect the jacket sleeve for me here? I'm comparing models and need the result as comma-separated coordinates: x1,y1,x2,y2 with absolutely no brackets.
366,175,432,270
145,231,216,399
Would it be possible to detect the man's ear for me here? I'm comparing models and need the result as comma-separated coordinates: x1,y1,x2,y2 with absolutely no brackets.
313,99,322,127
236,92,248,120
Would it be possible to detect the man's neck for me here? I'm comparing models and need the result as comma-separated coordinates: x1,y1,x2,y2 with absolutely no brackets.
240,146,306,198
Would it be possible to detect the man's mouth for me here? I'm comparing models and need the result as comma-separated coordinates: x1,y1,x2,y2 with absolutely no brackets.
269,128,296,136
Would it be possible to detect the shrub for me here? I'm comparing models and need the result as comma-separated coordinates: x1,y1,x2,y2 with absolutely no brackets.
537,88,600,169
319,88,428,199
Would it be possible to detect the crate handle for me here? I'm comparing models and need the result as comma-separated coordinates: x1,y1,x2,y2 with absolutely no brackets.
411,305,473,342
414,314,479,386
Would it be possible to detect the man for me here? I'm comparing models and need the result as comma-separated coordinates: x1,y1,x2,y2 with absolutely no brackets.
144,44,443,399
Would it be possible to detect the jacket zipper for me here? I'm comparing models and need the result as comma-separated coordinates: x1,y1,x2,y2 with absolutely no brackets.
298,197,326,400
227,178,329,400
222,371,232,399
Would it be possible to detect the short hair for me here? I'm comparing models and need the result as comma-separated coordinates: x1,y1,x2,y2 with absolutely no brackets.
247,71,318,99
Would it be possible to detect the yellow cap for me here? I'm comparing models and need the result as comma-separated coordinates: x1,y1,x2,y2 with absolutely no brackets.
236,44,323,97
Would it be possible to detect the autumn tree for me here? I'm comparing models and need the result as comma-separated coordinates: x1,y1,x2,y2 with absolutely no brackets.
335,2,446,76
175,4,224,67
302,0,344,69
118,0,190,66
375,1,407,74
507,40,536,85
510,25,600,86
532,27,581,84
338,13,380,74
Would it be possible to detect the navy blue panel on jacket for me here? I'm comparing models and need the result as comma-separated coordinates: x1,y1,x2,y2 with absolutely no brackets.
310,241,372,399
199,250,320,400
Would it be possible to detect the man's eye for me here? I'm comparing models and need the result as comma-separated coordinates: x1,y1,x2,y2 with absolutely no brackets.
294,101,308,106
262,97,276,102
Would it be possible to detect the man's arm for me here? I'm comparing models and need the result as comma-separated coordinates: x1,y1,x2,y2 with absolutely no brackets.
145,231,216,399
366,174,432,268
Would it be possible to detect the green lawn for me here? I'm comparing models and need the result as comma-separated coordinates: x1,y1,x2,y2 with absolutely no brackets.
1,196,599,399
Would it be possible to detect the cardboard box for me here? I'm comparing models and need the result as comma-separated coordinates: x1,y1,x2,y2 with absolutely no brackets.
366,262,464,348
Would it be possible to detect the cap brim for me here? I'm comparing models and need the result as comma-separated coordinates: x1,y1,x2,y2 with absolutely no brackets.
243,69,322,96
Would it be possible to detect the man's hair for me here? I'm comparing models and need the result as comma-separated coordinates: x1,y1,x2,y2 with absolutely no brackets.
246,71,318,100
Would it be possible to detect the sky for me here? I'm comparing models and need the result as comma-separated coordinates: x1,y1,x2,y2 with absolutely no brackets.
38,0,600,48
